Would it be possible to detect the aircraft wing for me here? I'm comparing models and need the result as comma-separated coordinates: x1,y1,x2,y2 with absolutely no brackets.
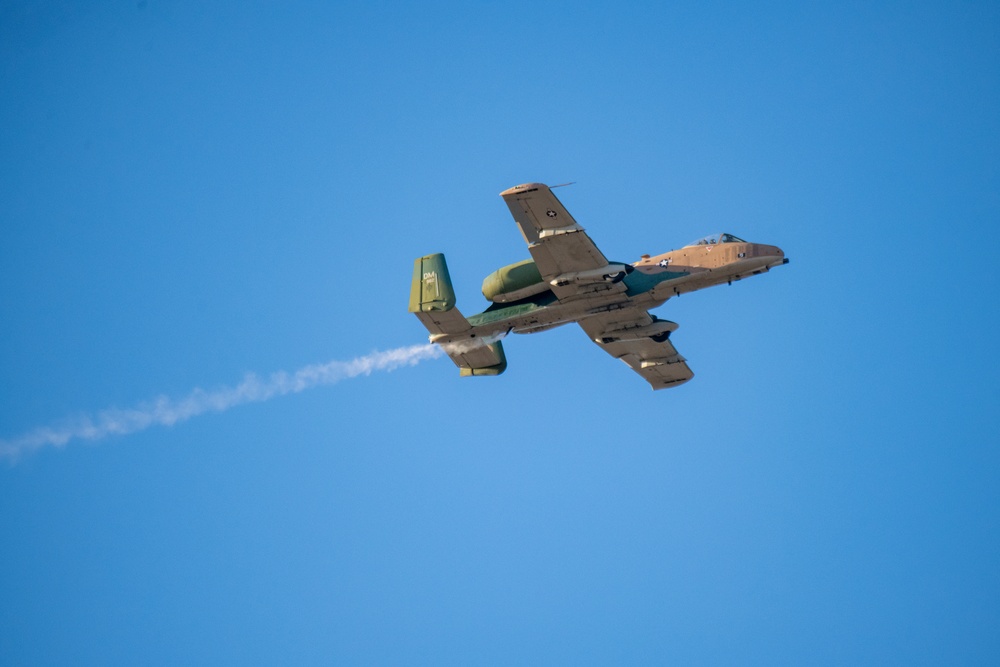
500,183,625,300
578,310,694,390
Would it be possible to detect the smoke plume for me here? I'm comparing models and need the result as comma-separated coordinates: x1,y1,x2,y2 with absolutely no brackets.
1,343,442,462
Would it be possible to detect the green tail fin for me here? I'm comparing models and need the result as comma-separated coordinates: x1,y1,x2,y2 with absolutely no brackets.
458,341,507,376
409,253,456,313
408,253,508,377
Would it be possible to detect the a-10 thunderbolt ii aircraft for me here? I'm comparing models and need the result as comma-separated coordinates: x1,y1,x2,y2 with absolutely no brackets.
409,182,788,389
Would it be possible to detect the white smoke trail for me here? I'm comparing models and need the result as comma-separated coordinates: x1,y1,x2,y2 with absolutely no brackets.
0,343,443,462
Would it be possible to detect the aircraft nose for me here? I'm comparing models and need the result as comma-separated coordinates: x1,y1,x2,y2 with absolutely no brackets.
755,244,783,258
751,244,788,268
750,243,788,269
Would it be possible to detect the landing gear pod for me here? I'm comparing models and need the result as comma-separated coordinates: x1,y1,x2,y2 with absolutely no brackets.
549,263,633,288
595,319,679,344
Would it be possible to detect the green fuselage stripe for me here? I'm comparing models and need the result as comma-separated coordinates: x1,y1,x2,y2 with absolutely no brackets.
623,268,689,296
466,291,559,327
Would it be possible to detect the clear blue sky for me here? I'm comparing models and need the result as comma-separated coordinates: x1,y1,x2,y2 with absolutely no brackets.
2,2,998,664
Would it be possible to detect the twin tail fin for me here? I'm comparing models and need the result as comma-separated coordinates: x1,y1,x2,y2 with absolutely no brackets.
409,254,506,376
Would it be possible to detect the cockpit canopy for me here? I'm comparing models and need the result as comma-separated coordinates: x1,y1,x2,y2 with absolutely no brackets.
685,232,747,247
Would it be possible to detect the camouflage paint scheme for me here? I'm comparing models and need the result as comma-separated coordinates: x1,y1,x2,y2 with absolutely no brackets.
409,183,787,389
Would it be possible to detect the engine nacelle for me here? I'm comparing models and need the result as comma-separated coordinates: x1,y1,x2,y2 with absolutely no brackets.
482,259,550,303
595,319,679,344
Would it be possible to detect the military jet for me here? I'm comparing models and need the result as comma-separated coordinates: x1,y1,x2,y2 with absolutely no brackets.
409,182,788,389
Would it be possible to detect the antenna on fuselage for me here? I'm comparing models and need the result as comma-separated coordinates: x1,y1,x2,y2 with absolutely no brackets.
549,181,576,189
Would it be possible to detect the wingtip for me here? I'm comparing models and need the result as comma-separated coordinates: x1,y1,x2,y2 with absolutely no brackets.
500,182,547,197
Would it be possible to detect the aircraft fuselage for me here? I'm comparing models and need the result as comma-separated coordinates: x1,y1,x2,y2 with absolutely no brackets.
464,240,786,338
